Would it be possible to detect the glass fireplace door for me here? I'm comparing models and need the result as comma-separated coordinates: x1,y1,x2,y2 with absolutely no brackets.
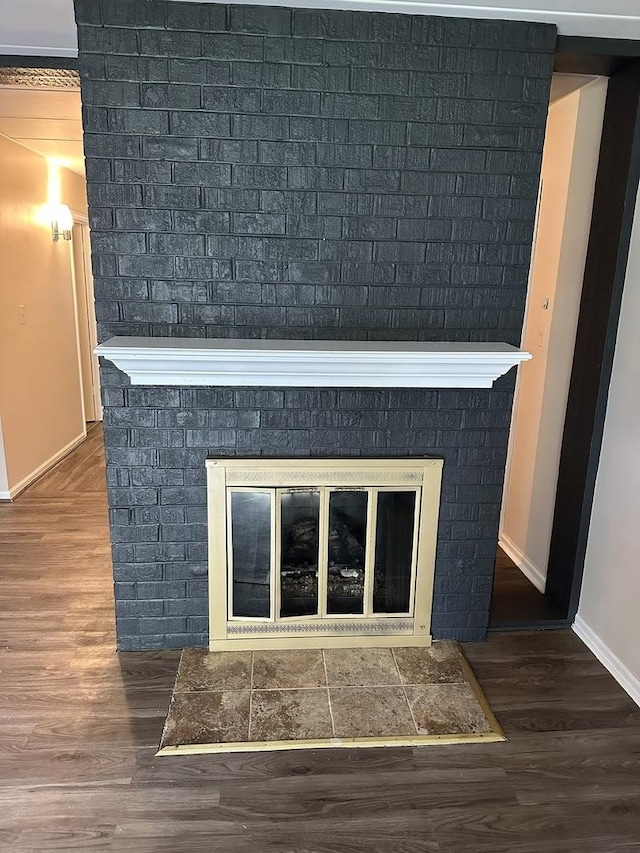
228,485,420,625
210,457,443,649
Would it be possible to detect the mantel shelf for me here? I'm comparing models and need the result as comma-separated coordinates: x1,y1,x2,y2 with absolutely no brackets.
95,337,531,389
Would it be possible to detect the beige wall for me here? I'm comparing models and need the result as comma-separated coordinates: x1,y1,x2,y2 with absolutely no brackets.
0,134,87,497
576,184,640,702
500,79,608,588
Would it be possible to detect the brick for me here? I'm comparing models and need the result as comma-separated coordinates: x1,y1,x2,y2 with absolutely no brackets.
117,255,173,278
165,2,226,31
169,111,231,137
175,258,232,281
82,80,141,107
235,260,287,282
229,4,289,32
290,117,349,143
121,302,177,324
263,90,320,116
140,30,201,57
259,141,316,165
202,86,260,112
141,82,201,109
321,93,378,119
263,37,323,64
342,217,396,240
172,162,232,187
318,192,373,216
232,164,287,189
397,218,452,241
204,188,260,211
407,123,464,147
147,233,206,255
495,99,548,127
325,41,382,67
202,33,264,61
112,160,172,184
143,185,201,209
232,114,289,140
317,143,372,168
352,68,410,95
169,58,228,85
437,98,495,123
141,136,199,160
374,241,425,262
174,210,230,234
291,65,350,93
78,25,138,54
232,61,290,88
288,261,340,283
345,169,399,192
320,241,373,262
288,167,344,190
288,214,341,239
200,139,258,163
232,213,286,235
82,135,134,162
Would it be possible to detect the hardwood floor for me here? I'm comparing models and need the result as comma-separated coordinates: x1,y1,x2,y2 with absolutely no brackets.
1,425,639,852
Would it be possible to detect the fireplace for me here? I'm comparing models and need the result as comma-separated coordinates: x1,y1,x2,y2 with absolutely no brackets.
77,0,554,651
96,337,530,648
206,457,443,649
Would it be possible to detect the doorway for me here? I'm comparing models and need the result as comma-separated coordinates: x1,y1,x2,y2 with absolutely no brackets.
491,75,608,627
491,48,640,629
0,63,98,499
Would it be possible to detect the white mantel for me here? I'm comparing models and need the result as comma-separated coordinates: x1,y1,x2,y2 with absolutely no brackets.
95,336,531,388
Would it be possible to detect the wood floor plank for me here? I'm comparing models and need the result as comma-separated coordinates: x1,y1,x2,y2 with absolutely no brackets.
1,425,639,850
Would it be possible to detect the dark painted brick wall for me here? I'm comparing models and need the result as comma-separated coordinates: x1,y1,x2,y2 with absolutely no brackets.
74,0,555,650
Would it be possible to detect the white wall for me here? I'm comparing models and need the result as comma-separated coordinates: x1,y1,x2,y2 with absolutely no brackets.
575,185,640,706
500,78,608,589
0,0,638,56
0,134,88,498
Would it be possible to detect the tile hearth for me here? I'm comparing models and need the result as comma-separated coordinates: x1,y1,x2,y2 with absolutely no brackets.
158,643,504,754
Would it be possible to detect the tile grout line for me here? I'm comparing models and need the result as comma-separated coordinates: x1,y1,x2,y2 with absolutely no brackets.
322,649,336,738
392,647,420,735
247,651,255,742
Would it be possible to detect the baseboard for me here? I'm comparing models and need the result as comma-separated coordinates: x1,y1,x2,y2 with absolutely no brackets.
0,430,86,501
498,532,546,593
573,615,640,708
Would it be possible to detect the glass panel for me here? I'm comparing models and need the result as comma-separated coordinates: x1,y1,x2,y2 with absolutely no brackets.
280,490,320,618
327,490,367,615
373,491,416,614
231,491,271,618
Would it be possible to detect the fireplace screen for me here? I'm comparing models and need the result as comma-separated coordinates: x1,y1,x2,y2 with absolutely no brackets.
207,459,443,650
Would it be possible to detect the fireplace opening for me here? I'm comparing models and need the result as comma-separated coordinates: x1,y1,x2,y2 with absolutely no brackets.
207,458,443,650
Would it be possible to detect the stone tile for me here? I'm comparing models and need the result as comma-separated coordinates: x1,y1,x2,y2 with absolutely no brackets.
174,649,252,693
393,641,466,685
329,687,416,738
250,689,333,741
324,647,401,687
405,683,493,735
160,690,251,747
252,649,325,689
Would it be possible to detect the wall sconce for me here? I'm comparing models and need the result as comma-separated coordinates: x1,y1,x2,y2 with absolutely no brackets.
51,204,73,242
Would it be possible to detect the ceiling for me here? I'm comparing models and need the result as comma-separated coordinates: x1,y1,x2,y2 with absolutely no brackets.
0,85,84,176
